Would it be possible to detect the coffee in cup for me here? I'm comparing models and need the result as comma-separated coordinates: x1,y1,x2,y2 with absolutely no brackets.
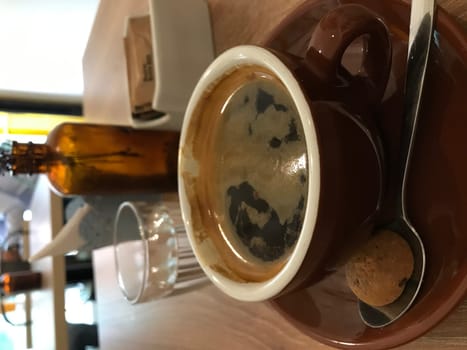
179,4,392,301
187,64,308,282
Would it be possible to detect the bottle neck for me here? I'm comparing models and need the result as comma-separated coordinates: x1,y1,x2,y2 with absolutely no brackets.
1,141,49,175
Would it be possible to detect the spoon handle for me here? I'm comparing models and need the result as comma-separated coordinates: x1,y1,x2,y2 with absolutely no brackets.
395,0,435,219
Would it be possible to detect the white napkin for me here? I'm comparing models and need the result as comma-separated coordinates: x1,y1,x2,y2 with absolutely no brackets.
28,193,163,261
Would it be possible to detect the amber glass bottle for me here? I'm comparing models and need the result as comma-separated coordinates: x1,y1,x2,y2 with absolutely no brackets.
0,123,180,196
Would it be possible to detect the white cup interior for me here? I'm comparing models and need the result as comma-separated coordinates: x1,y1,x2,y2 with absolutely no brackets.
178,45,321,302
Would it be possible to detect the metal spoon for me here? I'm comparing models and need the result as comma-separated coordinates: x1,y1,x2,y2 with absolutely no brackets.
359,0,435,328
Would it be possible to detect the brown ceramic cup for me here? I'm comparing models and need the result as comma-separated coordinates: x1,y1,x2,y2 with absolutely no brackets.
178,4,391,301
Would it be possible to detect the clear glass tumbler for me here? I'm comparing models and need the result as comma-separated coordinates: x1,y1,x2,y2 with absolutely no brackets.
113,200,205,304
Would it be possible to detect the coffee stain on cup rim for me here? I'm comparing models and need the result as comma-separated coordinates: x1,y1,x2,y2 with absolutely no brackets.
180,170,209,245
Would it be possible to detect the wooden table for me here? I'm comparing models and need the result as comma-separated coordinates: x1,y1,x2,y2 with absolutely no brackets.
27,176,67,350
83,1,467,349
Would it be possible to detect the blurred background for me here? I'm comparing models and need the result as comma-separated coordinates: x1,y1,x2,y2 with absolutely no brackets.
0,1,99,349
0,0,99,142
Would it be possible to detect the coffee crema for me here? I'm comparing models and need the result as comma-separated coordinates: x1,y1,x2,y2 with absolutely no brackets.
184,65,308,282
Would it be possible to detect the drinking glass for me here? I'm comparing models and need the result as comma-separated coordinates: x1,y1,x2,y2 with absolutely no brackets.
113,200,206,304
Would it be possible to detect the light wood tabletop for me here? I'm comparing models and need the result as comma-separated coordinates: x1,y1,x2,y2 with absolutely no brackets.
83,1,467,349
27,176,67,350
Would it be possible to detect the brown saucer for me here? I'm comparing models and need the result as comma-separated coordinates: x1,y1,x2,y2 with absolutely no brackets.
263,0,467,349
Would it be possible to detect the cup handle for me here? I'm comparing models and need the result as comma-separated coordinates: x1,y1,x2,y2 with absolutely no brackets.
305,4,392,106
